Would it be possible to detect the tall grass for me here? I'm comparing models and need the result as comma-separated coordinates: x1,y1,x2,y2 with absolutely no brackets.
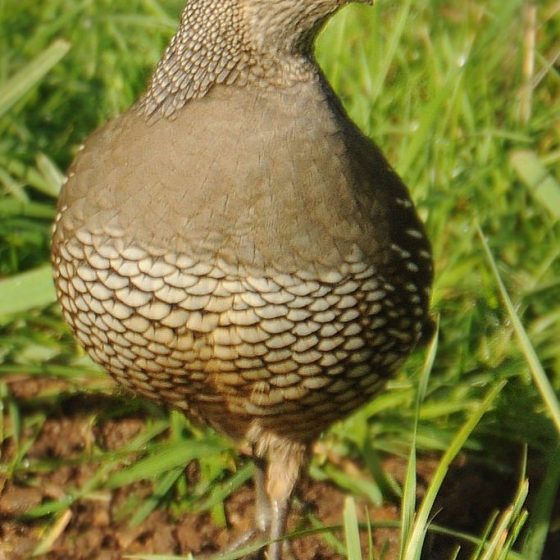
1,0,559,557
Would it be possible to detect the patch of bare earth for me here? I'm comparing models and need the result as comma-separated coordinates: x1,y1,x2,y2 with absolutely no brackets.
0,377,555,559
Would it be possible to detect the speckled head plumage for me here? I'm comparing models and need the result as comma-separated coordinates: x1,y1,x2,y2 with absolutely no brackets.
139,0,370,119
241,0,369,52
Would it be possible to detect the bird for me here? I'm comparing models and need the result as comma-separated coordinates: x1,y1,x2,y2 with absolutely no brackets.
51,0,433,558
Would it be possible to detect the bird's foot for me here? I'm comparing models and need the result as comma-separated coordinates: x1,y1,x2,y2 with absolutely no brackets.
224,527,267,559
270,540,296,560
197,530,265,560
217,529,295,560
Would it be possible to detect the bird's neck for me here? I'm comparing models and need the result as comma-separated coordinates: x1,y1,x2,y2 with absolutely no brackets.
137,0,318,122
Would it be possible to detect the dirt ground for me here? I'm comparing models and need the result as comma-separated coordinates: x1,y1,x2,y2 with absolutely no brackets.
0,376,556,559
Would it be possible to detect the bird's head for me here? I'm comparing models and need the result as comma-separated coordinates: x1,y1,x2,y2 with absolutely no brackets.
241,0,372,54
140,0,372,118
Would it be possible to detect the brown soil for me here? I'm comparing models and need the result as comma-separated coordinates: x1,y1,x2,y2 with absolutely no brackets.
0,376,552,559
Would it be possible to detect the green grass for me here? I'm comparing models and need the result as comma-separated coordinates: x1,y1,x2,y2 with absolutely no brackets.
1,0,560,558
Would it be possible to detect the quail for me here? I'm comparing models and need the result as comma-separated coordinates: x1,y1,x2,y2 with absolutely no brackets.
51,0,433,558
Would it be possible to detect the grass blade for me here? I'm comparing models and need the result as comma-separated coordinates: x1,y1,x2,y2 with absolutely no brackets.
31,509,73,557
343,496,363,560
522,442,560,560
369,0,412,103
0,39,71,117
129,467,183,527
478,477,528,560
106,440,226,488
399,322,439,559
509,150,560,221
403,381,506,560
191,462,253,514
0,265,56,316
478,226,560,434
35,153,65,198
0,199,56,219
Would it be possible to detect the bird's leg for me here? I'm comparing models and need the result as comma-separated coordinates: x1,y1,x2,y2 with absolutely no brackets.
267,495,291,560
264,442,307,560
222,458,270,556
254,457,272,533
